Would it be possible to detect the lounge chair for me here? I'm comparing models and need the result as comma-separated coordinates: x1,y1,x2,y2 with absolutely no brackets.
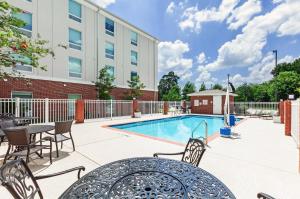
153,138,206,167
0,159,85,199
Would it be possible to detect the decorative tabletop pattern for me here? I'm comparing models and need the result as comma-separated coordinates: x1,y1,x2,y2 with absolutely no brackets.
60,157,235,199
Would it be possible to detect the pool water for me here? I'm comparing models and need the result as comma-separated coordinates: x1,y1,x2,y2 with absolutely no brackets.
111,115,237,144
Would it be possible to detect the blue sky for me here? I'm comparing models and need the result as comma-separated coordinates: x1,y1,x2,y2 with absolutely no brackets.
93,0,300,89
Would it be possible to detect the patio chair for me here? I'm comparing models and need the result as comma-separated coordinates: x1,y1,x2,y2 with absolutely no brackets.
0,158,85,199
46,120,75,158
3,128,52,164
153,138,206,167
257,192,276,199
0,119,16,146
0,113,30,126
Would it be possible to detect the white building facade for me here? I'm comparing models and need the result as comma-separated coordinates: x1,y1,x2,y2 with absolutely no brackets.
1,0,158,100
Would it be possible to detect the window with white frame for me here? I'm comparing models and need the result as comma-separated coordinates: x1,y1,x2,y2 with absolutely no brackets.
105,65,115,78
131,31,138,46
69,28,82,50
131,51,137,65
13,11,32,37
69,0,81,22
105,17,114,36
131,71,138,81
69,57,82,78
105,42,114,59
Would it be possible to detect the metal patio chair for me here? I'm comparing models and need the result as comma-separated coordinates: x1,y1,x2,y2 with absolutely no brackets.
0,159,85,199
0,119,16,146
3,128,52,164
257,192,276,199
153,138,206,167
46,120,75,157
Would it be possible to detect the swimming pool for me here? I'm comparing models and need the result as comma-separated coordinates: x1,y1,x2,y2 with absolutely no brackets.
110,115,238,144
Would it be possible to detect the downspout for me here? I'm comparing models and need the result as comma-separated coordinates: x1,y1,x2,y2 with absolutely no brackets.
96,7,99,99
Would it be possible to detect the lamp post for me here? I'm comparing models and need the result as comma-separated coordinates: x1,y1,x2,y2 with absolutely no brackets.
273,50,278,67
273,50,278,101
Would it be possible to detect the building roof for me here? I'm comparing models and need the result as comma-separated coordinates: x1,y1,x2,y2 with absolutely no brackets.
187,89,238,97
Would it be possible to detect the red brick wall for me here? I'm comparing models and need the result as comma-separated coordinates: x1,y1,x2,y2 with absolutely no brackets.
191,95,235,115
0,78,158,100
191,96,214,114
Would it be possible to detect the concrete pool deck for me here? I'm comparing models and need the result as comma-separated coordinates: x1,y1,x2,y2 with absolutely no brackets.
0,115,299,198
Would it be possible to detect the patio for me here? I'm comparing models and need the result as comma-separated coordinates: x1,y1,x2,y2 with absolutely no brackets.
0,115,299,198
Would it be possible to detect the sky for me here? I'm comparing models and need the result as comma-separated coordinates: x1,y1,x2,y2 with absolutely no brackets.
91,0,300,89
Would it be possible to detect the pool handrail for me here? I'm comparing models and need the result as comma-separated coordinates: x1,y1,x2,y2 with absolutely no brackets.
191,120,208,145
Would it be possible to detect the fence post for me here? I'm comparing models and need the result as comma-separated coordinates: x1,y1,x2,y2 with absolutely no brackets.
284,100,291,136
132,99,138,117
110,99,113,120
75,99,84,123
45,98,49,124
280,101,285,124
15,97,20,117
163,101,169,115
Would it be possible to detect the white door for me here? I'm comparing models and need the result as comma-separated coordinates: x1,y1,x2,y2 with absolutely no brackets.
213,96,222,114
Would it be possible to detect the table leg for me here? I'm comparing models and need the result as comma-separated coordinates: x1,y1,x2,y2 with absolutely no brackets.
39,132,43,156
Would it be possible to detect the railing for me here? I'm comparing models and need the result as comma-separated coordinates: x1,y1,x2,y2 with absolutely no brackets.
291,99,300,147
191,120,208,144
232,102,279,115
168,101,182,109
138,101,164,115
84,100,132,119
0,98,76,124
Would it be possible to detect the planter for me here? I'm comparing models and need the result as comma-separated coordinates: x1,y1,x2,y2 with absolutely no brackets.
134,112,142,118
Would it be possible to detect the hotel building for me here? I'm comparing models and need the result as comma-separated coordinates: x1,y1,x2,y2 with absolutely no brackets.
1,0,159,100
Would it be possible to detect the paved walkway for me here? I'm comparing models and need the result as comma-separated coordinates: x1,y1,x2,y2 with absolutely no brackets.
0,116,299,198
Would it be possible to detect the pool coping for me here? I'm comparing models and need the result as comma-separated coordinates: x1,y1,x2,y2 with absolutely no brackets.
102,115,247,147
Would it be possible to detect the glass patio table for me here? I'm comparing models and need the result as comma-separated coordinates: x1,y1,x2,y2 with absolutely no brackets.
59,157,236,199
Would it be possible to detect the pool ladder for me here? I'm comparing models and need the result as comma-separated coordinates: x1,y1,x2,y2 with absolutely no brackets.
191,120,208,145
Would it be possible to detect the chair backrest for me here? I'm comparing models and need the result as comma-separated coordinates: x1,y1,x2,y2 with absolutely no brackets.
55,120,73,135
4,128,30,146
0,120,16,129
181,138,206,167
0,159,43,199
0,113,15,120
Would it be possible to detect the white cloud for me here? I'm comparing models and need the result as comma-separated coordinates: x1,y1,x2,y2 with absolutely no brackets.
91,0,116,8
166,2,176,14
158,40,193,80
273,0,284,4
197,52,206,64
203,0,300,72
230,54,297,86
179,0,240,32
227,0,262,30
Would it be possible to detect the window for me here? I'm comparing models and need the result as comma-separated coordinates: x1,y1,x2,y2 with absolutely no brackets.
69,0,81,22
106,65,115,77
25,0,32,2
69,57,82,78
13,12,32,37
105,42,114,59
12,91,32,99
12,91,33,117
105,18,114,36
131,51,138,65
131,71,137,81
10,54,32,72
69,28,82,50
131,31,138,46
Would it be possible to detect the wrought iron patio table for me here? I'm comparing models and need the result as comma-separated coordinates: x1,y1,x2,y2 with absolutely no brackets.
59,157,236,199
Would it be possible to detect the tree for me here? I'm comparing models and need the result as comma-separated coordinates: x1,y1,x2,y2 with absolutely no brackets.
182,81,195,100
124,75,146,100
162,85,181,101
235,83,253,102
95,66,115,99
0,2,63,80
271,58,300,77
269,71,300,100
199,82,206,91
158,71,180,100
252,83,271,102
212,83,223,90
